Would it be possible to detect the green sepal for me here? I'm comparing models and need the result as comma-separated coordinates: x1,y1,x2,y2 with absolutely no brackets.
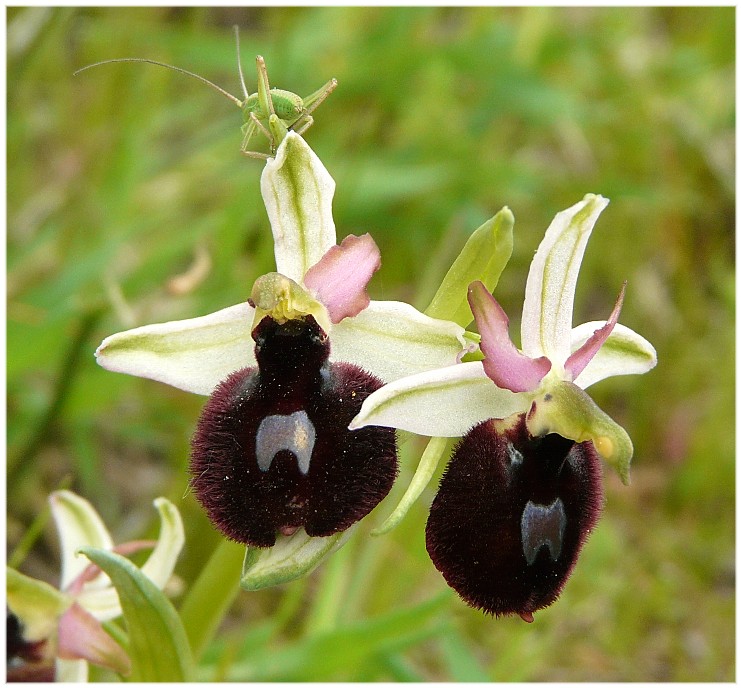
425,207,514,328
241,529,350,591
526,380,633,484
7,567,71,641
371,436,450,536
78,547,194,682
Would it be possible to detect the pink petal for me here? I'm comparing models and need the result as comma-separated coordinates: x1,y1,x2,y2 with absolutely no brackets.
303,234,381,324
58,602,131,676
565,281,626,381
468,281,551,393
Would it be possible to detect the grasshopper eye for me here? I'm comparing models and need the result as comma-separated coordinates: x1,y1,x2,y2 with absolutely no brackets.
425,414,602,622
190,316,397,547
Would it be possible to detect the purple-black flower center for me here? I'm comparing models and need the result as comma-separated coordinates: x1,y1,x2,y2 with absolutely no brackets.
425,413,603,621
190,315,397,547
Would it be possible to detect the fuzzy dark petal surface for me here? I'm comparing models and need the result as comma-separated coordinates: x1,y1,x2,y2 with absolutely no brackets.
426,414,603,619
190,316,397,547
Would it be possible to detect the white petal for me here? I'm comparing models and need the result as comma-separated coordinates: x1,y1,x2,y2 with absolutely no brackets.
329,300,467,383
75,585,121,623
50,491,114,591
521,194,609,364
262,132,337,282
140,498,185,589
56,658,89,683
78,498,184,623
571,321,658,389
350,361,531,437
95,302,255,396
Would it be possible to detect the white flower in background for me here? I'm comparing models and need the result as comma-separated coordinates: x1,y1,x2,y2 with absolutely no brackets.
7,490,184,682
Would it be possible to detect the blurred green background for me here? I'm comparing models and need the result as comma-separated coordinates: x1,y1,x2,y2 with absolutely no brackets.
7,6,734,681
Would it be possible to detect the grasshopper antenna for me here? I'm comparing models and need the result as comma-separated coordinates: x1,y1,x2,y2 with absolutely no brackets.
233,25,249,101
74,58,244,108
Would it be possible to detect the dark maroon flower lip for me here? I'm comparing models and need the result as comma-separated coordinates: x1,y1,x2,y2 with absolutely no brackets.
190,315,398,547
425,413,603,621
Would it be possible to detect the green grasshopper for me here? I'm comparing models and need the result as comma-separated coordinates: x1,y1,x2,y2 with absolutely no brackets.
74,27,337,160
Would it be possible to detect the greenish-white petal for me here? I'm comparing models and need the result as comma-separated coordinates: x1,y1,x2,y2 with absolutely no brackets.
330,300,467,383
425,207,514,328
372,436,450,536
571,321,658,389
50,490,114,591
95,302,255,396
56,658,88,683
7,567,71,642
521,194,609,364
262,132,337,282
241,529,351,591
526,381,633,484
140,498,185,589
78,498,184,623
350,361,531,436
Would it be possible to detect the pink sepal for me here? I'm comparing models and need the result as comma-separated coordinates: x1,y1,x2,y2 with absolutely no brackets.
468,281,551,393
57,602,131,676
565,281,626,382
303,234,381,324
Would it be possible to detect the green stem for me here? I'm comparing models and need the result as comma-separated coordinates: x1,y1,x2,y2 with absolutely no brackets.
179,538,245,661
371,436,450,536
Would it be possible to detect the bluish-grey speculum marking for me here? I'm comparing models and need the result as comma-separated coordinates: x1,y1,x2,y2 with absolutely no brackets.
256,410,316,475
521,498,566,565
506,441,524,467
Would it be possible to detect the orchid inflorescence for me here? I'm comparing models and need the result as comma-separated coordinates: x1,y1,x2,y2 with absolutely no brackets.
9,128,656,676
91,131,655,620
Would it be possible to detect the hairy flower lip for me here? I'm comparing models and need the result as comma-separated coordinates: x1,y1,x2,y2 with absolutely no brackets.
425,413,603,621
189,315,398,547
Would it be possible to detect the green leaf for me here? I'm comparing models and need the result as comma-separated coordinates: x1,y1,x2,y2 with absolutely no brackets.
438,625,491,681
224,593,449,681
179,538,244,662
425,207,514,328
79,547,194,682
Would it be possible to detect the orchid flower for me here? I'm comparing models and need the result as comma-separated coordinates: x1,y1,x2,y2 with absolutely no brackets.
95,132,467,585
7,490,184,682
351,193,656,621
351,194,657,484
